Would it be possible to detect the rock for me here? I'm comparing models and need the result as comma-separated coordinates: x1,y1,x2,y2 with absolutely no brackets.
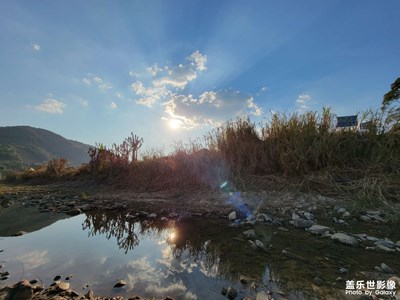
29,279,38,285
221,287,227,296
293,218,314,229
314,276,323,285
360,215,371,221
227,287,237,299
113,280,126,288
243,229,256,239
57,282,70,291
366,210,381,215
256,291,270,300
138,211,149,217
396,240,400,247
228,211,237,221
256,213,273,223
343,211,351,218
161,217,168,222
147,213,157,219
85,290,94,299
376,244,396,252
7,280,33,300
66,208,81,216
331,233,358,246
337,207,347,214
375,239,395,249
306,225,332,235
366,236,379,242
13,231,27,236
303,212,314,220
248,240,257,249
381,263,394,274
278,227,289,232
339,267,348,274
53,275,61,281
168,212,180,219
255,240,266,250
292,211,300,220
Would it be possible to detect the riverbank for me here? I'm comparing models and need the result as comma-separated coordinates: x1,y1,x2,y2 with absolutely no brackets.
1,182,400,300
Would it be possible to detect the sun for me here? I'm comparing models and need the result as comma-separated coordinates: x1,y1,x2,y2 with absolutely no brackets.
169,119,183,130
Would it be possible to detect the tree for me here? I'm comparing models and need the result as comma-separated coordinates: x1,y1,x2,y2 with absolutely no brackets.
382,77,400,126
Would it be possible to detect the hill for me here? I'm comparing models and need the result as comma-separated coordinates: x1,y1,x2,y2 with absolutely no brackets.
0,126,91,171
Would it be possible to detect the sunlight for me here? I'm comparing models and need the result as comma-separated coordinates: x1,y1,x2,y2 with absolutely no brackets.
168,119,183,130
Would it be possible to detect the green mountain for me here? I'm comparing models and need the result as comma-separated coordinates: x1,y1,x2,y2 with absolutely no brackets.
0,126,91,171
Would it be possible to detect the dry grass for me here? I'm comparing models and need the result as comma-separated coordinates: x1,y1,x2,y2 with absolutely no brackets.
3,108,400,207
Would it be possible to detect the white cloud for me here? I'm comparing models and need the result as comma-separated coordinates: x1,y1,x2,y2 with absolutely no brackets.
296,94,313,112
146,282,197,300
162,90,261,129
189,50,207,71
146,63,163,77
34,99,66,114
132,51,262,129
82,75,112,90
110,101,117,109
32,43,41,51
17,251,48,269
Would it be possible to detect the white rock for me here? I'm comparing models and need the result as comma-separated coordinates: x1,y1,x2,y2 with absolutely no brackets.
331,233,358,246
228,211,237,221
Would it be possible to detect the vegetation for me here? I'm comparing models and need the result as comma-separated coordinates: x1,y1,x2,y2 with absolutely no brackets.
3,79,400,206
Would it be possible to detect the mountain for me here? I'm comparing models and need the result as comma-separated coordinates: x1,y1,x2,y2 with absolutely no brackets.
0,126,91,171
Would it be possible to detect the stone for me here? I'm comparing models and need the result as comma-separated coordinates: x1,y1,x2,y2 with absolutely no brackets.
306,225,332,235
339,267,348,274
85,289,94,299
147,213,157,219
228,211,237,221
375,266,384,272
227,287,237,299
256,291,270,300
292,211,300,220
256,213,273,223
168,212,180,218
54,275,61,281
161,217,168,222
331,233,358,246
221,287,227,296
396,240,400,247
366,236,379,242
57,282,70,291
243,229,256,239
303,212,314,220
113,280,126,288
337,207,347,214
13,231,27,236
7,280,33,300
375,239,395,249
381,263,394,274
255,240,266,250
375,244,396,252
293,218,314,229
360,215,371,221
248,240,257,249
66,208,82,216
343,211,351,218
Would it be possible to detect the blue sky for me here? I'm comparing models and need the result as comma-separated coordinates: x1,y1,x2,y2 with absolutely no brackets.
1,0,399,152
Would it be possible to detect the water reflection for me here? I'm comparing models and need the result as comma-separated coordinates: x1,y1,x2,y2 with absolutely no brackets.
82,212,271,284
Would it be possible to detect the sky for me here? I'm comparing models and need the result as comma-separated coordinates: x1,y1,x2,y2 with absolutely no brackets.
0,0,399,152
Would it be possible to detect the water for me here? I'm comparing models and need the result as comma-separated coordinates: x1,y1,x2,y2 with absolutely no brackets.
1,210,399,299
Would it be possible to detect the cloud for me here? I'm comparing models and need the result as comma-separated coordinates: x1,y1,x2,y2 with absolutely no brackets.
189,50,207,71
78,98,89,107
146,63,163,77
110,101,117,109
132,51,262,129
32,43,41,51
295,94,315,112
17,251,48,269
145,282,197,300
82,74,112,90
162,90,260,129
34,99,66,114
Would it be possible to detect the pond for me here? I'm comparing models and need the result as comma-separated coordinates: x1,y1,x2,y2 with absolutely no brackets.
1,209,399,299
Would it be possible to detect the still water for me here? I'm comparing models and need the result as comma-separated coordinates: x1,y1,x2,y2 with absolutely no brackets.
1,210,399,299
